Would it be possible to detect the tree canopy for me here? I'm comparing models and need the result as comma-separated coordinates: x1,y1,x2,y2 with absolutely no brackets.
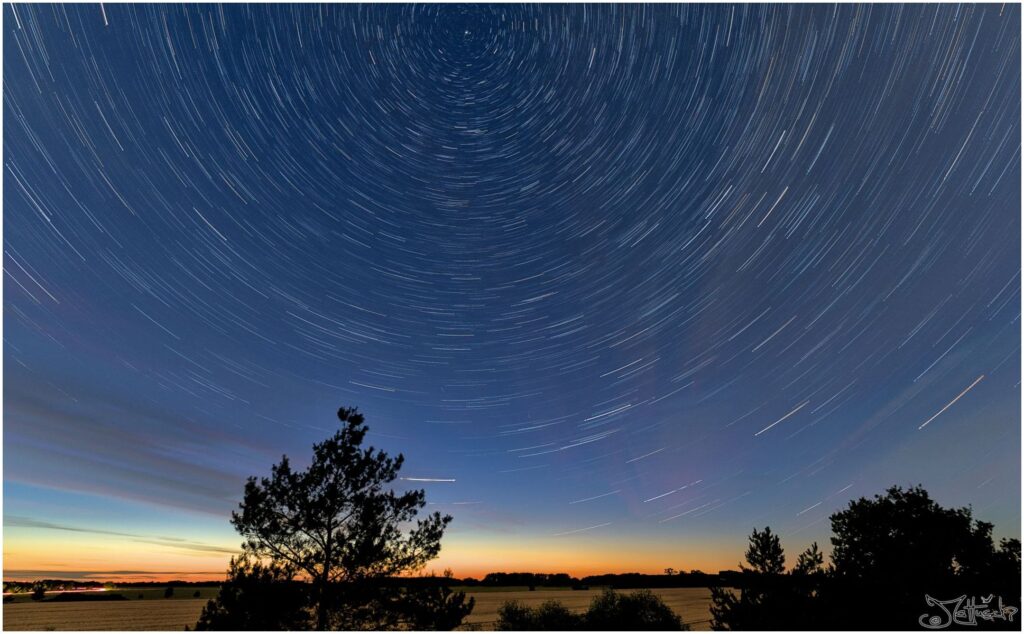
710,485,1021,630
196,406,472,630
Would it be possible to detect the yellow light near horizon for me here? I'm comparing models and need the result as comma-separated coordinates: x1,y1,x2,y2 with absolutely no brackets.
3,527,235,582
5,527,741,582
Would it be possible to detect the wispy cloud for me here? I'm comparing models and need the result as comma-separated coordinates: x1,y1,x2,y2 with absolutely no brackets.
5,516,237,556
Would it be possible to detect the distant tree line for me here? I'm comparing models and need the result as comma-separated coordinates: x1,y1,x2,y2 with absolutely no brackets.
478,572,578,587
457,570,740,589
581,570,732,589
416,568,757,588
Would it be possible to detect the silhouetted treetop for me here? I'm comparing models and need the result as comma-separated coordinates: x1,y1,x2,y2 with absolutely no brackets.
830,485,996,584
227,406,463,630
793,542,824,576
741,526,785,575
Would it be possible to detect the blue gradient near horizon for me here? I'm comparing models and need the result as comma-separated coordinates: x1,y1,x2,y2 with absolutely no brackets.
3,4,1020,575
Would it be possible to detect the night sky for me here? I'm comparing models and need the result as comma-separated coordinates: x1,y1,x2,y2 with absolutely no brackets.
3,4,1020,581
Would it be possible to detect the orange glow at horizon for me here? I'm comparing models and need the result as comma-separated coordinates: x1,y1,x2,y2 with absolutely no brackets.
425,533,741,579
5,529,741,582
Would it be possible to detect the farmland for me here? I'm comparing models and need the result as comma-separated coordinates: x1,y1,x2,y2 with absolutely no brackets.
3,587,717,630
2,598,208,631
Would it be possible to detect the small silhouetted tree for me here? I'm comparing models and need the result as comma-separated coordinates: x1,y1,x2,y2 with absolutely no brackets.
709,527,789,630
742,526,785,574
793,542,824,576
30,582,46,601
228,407,466,630
164,586,174,599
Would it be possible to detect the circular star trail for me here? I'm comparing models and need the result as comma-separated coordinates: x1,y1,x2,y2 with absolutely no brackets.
3,4,1020,574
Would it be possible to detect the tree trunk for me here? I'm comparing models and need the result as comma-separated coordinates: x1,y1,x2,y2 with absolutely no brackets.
317,538,332,630
316,576,328,630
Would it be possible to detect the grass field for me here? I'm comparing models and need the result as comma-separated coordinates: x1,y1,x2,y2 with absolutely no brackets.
3,587,716,631
2,598,209,631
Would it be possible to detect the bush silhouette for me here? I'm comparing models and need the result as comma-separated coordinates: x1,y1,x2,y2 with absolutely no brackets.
398,583,475,630
496,599,582,630
584,588,685,630
496,589,686,630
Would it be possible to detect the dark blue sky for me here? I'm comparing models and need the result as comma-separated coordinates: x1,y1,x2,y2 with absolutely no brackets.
4,4,1020,578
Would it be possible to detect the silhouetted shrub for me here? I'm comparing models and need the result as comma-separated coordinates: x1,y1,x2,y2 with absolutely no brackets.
584,588,685,630
496,599,583,630
496,600,533,630
496,590,686,630
399,583,475,630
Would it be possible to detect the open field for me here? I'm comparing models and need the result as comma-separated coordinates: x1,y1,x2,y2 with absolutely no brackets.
3,587,716,631
2,598,208,631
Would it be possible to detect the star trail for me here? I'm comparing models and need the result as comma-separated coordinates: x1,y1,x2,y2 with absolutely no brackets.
3,4,1020,579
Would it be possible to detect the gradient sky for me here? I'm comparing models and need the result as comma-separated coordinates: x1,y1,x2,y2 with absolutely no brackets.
3,4,1020,582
